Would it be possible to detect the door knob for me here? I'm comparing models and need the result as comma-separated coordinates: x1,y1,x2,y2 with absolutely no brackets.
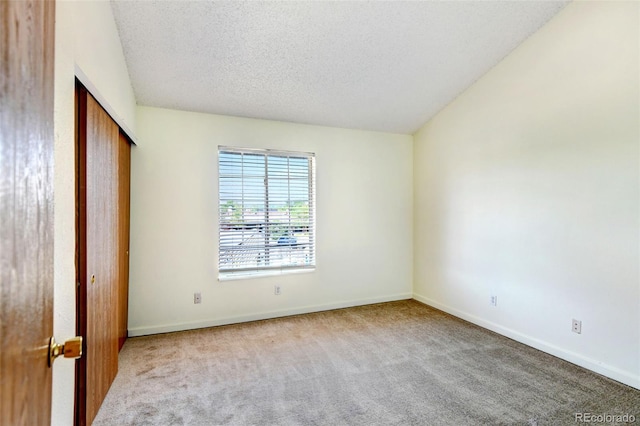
48,336,83,367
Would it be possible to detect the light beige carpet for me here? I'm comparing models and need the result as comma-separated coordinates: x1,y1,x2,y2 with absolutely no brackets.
94,300,640,425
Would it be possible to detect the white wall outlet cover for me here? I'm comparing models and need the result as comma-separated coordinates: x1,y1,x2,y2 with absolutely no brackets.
572,319,582,334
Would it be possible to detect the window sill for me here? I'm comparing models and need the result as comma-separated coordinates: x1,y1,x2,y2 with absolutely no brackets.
218,267,316,282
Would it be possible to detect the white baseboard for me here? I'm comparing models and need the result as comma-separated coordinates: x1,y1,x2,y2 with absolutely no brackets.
128,292,413,337
412,293,640,390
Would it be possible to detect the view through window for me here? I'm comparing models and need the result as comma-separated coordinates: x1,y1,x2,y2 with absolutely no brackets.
218,147,316,276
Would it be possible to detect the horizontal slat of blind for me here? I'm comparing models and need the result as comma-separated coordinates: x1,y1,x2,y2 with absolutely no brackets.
218,147,315,274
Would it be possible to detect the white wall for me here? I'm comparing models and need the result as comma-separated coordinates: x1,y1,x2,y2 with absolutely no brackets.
53,1,137,424
413,1,639,389
129,107,413,335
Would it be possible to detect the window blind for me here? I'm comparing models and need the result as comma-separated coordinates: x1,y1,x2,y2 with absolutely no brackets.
218,146,316,275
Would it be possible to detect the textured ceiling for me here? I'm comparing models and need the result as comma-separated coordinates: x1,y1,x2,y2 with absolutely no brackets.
111,1,569,134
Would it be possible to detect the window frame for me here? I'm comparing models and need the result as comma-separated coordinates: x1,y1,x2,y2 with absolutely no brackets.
217,146,316,279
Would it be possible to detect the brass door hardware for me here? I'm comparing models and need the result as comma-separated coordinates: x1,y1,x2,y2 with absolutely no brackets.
48,336,83,367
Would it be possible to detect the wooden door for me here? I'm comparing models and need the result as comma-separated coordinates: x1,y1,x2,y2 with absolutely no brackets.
0,0,56,425
117,132,131,351
76,87,122,425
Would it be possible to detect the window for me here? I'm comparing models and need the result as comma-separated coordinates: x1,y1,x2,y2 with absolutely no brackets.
218,146,316,277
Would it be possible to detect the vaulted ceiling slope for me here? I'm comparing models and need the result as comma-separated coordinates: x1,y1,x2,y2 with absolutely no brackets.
111,1,569,134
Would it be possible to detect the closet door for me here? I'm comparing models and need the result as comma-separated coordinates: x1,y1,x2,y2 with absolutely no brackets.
117,131,131,351
76,85,130,425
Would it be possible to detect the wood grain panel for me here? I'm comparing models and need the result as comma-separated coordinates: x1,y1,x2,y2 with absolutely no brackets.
0,0,55,424
78,92,121,425
117,132,131,351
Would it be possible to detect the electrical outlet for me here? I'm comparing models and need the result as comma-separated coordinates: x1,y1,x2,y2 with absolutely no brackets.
490,295,498,307
274,285,281,296
194,292,202,304
572,319,582,334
